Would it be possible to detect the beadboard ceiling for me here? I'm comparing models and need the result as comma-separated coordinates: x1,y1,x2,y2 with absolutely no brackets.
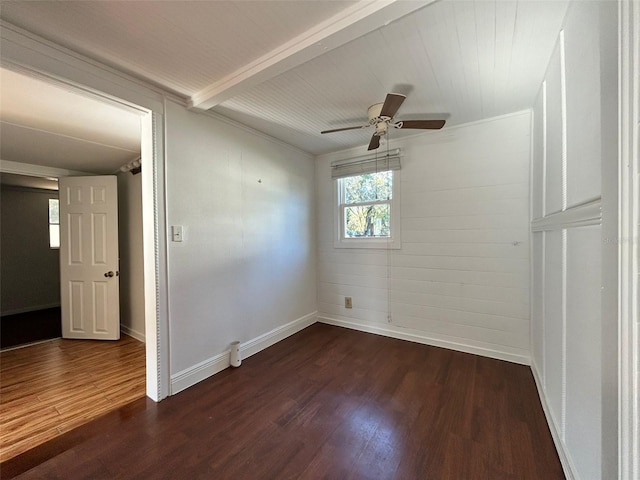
0,0,569,158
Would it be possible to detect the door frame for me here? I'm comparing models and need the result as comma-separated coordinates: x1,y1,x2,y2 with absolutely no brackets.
618,1,639,478
0,92,168,402
0,20,172,400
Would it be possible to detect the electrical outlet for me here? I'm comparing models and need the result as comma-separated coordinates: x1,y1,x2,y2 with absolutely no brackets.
345,296,352,309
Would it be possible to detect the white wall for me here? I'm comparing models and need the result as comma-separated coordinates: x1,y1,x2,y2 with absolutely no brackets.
117,171,145,342
316,111,531,364
530,1,618,479
0,186,60,314
165,101,317,389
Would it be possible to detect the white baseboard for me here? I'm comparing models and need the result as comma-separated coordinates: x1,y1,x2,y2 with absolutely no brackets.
240,311,317,359
317,315,531,366
1,303,60,317
121,325,145,343
530,360,577,480
170,350,230,396
170,311,317,395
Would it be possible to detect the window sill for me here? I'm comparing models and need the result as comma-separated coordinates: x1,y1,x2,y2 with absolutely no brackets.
334,238,401,250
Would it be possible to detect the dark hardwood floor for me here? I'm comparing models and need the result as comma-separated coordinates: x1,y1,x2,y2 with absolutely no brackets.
1,323,564,479
1,307,61,349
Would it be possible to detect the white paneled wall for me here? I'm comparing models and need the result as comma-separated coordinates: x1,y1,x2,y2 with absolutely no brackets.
316,111,531,364
530,2,618,479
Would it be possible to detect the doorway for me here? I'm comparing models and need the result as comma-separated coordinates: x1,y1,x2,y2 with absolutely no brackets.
0,174,62,348
0,67,160,460
0,169,147,461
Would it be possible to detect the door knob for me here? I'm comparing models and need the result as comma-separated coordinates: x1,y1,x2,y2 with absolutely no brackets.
104,271,115,278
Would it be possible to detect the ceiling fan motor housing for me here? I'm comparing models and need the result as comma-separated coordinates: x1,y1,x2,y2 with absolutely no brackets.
368,102,391,136
368,102,388,123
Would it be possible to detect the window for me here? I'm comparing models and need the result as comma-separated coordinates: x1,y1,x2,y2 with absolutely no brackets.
49,198,60,249
333,151,401,249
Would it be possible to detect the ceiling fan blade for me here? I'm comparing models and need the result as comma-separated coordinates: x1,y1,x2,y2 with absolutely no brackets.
397,119,446,130
321,125,368,134
379,93,406,118
367,134,381,151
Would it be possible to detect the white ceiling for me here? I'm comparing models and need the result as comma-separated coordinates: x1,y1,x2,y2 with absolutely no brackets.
0,68,142,174
0,0,569,157
0,173,58,191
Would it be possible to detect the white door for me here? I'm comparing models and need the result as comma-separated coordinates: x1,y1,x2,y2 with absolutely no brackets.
59,176,120,340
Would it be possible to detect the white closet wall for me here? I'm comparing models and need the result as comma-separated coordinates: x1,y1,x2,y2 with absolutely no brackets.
530,2,618,478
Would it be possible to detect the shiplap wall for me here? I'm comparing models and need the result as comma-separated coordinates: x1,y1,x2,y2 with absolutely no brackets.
316,111,531,364
530,2,618,479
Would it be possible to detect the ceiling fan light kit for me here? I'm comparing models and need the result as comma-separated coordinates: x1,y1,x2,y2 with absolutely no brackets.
322,92,447,151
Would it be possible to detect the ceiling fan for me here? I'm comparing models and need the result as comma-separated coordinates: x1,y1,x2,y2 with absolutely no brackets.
321,93,446,150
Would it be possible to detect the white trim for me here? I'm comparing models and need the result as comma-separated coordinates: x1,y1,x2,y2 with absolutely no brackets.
121,325,145,344
531,360,578,480
143,110,170,402
529,108,535,381
317,315,530,366
0,159,91,177
531,197,602,232
170,311,317,395
561,228,567,438
559,30,568,212
170,350,229,396
541,231,547,387
0,303,60,317
240,311,317,359
542,81,548,217
618,0,640,478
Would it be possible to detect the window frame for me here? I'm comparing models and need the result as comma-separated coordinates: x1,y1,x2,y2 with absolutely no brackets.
48,198,60,249
333,170,402,249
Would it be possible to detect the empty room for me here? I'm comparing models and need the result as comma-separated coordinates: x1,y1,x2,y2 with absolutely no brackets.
0,1,637,479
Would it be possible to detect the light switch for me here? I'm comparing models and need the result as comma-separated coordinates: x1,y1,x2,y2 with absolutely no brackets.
172,225,183,242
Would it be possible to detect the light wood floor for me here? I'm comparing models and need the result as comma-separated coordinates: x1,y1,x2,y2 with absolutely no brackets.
0,335,145,462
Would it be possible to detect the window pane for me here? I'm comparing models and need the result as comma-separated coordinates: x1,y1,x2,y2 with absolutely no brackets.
50,224,60,249
344,204,391,238
49,199,59,224
343,171,392,204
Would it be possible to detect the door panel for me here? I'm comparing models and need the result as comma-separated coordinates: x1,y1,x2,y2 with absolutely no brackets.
60,176,120,340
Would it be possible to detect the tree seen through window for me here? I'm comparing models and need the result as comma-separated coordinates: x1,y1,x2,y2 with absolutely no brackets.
341,171,392,238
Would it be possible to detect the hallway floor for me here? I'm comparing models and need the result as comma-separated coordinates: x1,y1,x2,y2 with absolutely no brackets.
0,335,145,462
